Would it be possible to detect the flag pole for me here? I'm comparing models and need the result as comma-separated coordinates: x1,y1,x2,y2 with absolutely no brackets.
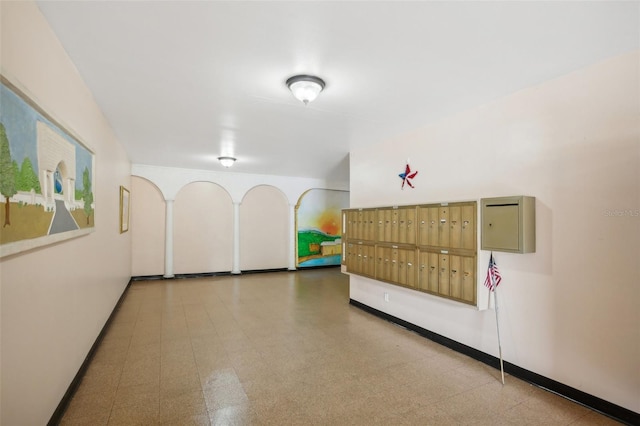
485,252,505,385
493,286,505,385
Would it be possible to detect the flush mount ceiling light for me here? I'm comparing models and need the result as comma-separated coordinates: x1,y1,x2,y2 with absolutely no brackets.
217,156,236,168
286,75,325,105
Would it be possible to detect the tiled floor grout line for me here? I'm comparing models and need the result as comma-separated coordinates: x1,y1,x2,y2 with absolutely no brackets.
104,298,140,426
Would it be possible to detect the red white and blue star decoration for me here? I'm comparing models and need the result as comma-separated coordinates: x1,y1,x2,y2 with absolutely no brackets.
399,162,418,189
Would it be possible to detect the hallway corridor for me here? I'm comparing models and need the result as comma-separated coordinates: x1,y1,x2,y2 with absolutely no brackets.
60,269,619,425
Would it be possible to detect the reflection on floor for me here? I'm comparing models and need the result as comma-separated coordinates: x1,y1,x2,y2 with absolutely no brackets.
61,269,620,425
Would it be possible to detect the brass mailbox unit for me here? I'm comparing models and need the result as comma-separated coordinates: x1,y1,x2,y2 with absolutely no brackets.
342,201,477,305
481,196,535,253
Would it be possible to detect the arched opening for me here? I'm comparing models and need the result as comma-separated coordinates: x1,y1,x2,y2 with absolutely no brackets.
296,189,349,268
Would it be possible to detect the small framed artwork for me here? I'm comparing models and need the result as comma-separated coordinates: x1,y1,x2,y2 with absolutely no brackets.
119,186,130,233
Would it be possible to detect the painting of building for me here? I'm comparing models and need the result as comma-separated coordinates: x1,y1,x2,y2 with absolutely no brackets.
0,78,95,257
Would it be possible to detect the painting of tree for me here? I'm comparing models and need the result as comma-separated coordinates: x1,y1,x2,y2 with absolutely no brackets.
17,157,41,192
0,123,17,227
82,166,93,225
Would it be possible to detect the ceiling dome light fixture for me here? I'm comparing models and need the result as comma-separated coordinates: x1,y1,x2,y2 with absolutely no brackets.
286,75,325,105
218,156,236,168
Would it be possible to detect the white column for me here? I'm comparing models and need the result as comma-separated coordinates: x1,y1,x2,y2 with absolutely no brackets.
232,202,241,274
164,199,174,278
288,203,297,271
66,179,73,203
46,171,53,203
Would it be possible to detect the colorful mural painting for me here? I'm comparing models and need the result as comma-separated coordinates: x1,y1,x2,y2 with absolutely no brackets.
0,76,95,257
297,189,349,267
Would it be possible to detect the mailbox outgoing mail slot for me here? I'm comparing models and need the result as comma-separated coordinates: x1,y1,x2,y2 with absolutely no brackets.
481,196,535,253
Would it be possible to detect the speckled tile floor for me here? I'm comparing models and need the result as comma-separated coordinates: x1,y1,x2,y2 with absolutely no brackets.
60,269,621,425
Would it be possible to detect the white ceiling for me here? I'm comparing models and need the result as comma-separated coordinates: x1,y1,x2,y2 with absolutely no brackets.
36,1,638,182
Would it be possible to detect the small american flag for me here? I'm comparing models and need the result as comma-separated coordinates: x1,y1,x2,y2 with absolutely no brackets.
484,252,502,292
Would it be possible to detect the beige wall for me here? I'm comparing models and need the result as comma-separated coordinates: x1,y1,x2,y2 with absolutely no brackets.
131,176,165,276
240,185,289,270
130,179,292,276
0,2,132,425
349,51,639,412
174,182,234,274
131,163,349,275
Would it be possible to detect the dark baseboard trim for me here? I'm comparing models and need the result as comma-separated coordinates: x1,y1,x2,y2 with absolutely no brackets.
235,268,288,275
174,271,234,279
130,272,233,281
297,264,342,270
130,274,165,281
48,279,133,426
130,265,341,281
349,299,639,426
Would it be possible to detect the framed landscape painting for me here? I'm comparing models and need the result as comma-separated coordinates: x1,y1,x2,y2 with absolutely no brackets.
0,75,95,258
120,186,129,233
